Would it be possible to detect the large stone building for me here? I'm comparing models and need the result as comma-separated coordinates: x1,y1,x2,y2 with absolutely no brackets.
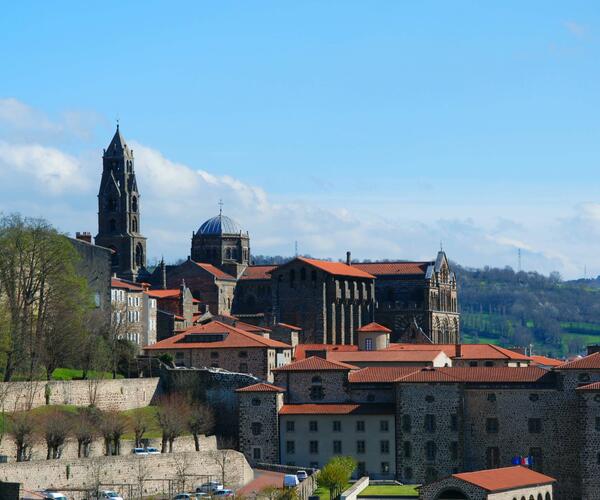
237,347,600,500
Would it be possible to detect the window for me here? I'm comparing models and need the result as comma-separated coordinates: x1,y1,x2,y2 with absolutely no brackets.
253,448,261,460
486,418,499,434
380,440,390,454
484,361,494,367
239,363,248,373
450,414,458,432
356,421,365,432
402,414,412,432
211,352,219,359
528,418,542,434
469,361,478,367
450,441,458,460
239,351,248,358
357,462,366,476
487,393,497,402
286,441,295,454
251,423,262,436
380,420,389,432
309,421,318,432
333,440,342,454
365,338,374,351
310,377,324,400
486,447,500,468
425,441,436,461
529,393,539,402
403,441,412,458
309,441,318,454
286,421,295,432
356,441,365,454
333,421,342,432
424,414,436,433
251,398,261,407
381,462,390,475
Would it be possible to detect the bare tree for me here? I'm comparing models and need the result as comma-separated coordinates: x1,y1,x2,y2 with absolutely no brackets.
130,407,154,448
73,409,97,458
209,437,238,486
188,403,215,451
156,394,191,453
38,409,70,459
172,453,191,493
135,456,149,500
98,410,129,456
9,412,35,462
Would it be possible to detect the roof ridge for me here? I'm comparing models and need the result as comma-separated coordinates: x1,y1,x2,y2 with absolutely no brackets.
210,320,290,348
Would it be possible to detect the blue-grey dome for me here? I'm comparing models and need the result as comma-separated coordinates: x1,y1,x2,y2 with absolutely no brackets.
198,214,244,235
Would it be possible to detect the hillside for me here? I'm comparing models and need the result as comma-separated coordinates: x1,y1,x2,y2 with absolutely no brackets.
455,264,600,357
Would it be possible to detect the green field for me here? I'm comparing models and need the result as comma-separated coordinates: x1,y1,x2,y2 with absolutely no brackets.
51,368,123,380
359,484,419,496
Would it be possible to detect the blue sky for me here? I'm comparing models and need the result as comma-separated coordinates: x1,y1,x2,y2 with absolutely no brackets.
0,1,599,278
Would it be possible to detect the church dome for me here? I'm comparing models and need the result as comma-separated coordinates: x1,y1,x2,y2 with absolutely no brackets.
198,214,244,235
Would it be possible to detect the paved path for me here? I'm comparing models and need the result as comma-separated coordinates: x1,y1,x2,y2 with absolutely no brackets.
237,469,287,497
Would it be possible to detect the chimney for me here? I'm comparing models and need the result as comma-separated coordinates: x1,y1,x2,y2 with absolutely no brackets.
76,232,92,244
346,251,352,266
456,343,462,358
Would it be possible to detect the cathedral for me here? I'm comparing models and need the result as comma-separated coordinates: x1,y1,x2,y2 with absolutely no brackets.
96,126,459,344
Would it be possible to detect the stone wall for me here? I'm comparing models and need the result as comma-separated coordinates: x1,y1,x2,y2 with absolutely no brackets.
274,370,351,404
238,391,282,464
0,378,160,412
0,450,253,499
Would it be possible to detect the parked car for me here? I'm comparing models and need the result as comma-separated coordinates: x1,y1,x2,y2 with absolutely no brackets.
146,446,161,455
98,491,124,500
283,475,300,488
173,494,207,500
41,491,68,500
197,481,224,494
213,489,234,497
296,470,308,482
132,447,148,455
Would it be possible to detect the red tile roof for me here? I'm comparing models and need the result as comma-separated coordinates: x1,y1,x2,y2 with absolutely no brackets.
279,403,394,415
576,381,600,392
328,350,444,364
452,465,555,492
356,322,392,333
297,257,375,279
144,320,291,350
145,289,181,299
387,343,530,361
276,322,302,331
236,383,285,393
111,277,144,291
195,262,236,280
529,355,564,367
273,356,358,372
239,265,278,280
294,344,359,360
349,367,422,383
555,352,600,370
354,261,430,276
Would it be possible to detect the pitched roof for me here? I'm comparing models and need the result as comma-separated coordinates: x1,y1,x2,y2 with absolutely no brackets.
294,344,359,360
276,322,302,331
387,343,530,361
555,351,600,370
353,261,431,276
236,383,285,393
145,289,181,299
452,466,555,492
144,320,291,350
348,366,422,383
111,277,144,291
327,350,444,364
279,403,395,415
273,356,358,372
576,381,600,392
194,262,236,280
296,257,375,279
356,322,392,333
240,265,278,280
529,355,564,367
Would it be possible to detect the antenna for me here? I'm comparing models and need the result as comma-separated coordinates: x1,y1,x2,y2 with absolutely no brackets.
218,199,223,216
518,248,522,272
440,240,443,252
294,241,298,257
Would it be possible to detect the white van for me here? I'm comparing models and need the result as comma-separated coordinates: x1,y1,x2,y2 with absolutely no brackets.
283,474,300,488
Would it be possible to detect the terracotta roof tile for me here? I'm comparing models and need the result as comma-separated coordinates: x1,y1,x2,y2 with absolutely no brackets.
279,403,395,415
276,322,302,331
294,344,359,360
236,383,285,393
328,350,444,364
348,367,421,383
387,343,530,361
195,262,236,280
555,351,600,370
145,289,181,299
576,381,600,391
397,366,549,384
273,356,358,372
144,320,291,350
111,277,144,291
297,257,375,279
453,465,555,492
239,265,278,280
356,322,392,333
354,261,430,276
529,355,564,367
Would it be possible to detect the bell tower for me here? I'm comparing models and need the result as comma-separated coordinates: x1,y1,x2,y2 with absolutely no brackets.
95,125,147,281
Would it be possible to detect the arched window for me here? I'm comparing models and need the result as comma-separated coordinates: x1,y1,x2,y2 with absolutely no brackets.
109,219,116,232
226,248,232,259
437,489,468,500
232,248,238,260
107,197,117,211
135,243,144,267
131,196,138,212
545,493,551,500
537,494,543,500
131,217,138,233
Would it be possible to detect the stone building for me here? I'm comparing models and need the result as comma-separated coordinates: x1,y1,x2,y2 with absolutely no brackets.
237,348,600,499
145,283,200,341
144,319,292,381
95,126,147,282
354,252,459,343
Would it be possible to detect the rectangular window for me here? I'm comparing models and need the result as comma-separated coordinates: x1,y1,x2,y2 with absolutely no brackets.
380,440,390,454
309,421,318,432
450,414,458,432
333,440,342,454
402,414,412,432
286,441,295,454
450,441,458,460
486,447,499,469
356,441,365,454
486,418,499,434
528,418,542,434
286,421,295,432
309,441,318,454
356,420,365,432
424,414,436,433
365,338,373,351
381,462,390,475
253,448,261,460
380,420,389,432
333,420,342,432
403,441,411,459
425,441,436,461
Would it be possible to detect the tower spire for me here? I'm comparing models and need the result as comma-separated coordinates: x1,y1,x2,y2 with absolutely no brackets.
219,199,224,216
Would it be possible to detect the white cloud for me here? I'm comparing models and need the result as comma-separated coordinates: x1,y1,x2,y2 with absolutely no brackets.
564,20,588,38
